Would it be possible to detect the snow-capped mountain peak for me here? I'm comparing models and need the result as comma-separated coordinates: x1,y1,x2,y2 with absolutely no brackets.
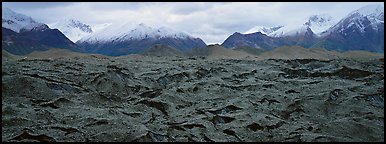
346,4,384,25
59,18,93,33
49,18,94,42
124,23,155,39
76,22,207,56
268,22,309,37
78,22,192,43
324,4,384,35
121,23,191,40
2,7,48,33
305,14,336,35
268,14,335,37
350,4,384,18
244,26,283,35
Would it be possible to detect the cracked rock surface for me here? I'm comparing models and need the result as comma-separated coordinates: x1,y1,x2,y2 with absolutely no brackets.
2,56,384,142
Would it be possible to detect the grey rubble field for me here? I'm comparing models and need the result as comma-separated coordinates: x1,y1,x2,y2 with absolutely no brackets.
2,56,384,142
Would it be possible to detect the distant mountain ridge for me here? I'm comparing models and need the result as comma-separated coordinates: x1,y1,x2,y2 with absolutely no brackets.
313,4,384,52
223,4,384,53
222,14,335,50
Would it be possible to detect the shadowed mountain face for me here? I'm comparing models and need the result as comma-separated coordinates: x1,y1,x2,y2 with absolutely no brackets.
221,32,284,50
221,29,319,51
2,27,82,55
313,19,384,53
312,5,384,53
77,37,207,56
20,28,79,51
2,28,50,55
277,27,318,48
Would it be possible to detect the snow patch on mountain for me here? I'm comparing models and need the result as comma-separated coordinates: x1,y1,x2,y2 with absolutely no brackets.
244,26,283,35
2,7,47,33
91,23,112,33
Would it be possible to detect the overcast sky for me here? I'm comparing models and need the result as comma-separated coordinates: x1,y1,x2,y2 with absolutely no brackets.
2,2,384,44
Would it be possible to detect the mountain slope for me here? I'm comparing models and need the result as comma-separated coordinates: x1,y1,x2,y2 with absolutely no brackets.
49,18,93,42
2,7,48,33
223,5,383,53
314,4,384,53
77,23,207,56
306,14,336,35
221,32,285,50
2,49,20,61
269,14,336,38
222,14,335,50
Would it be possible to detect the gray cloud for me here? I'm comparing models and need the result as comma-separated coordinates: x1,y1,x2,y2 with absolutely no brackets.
168,2,225,15
80,2,145,10
2,2,75,10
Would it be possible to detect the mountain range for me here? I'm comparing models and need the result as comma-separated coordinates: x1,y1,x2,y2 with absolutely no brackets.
222,4,384,53
314,4,384,52
2,4,384,56
76,23,207,56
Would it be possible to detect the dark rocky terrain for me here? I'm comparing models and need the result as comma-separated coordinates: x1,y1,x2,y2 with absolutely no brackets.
2,55,384,142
